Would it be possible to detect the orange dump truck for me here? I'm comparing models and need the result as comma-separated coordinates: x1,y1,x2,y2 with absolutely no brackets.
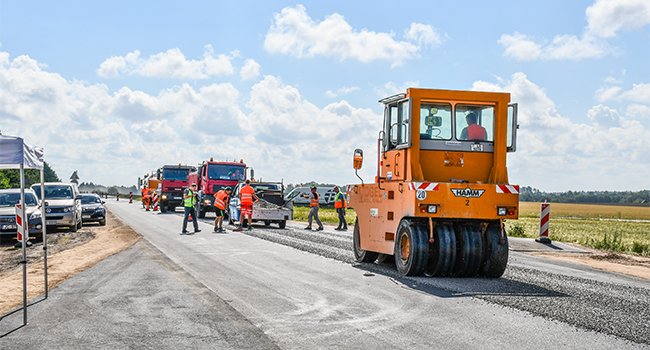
348,88,519,277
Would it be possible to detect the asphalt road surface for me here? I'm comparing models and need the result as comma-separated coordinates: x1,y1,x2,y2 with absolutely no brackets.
2,199,648,349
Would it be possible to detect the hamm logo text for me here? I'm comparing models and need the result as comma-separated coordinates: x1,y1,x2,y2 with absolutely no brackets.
450,188,485,198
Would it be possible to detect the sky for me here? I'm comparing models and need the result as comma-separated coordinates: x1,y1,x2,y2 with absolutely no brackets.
0,0,649,192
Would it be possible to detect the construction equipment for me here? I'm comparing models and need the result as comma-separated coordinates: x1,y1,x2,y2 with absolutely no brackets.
347,88,519,277
189,158,249,218
228,180,293,228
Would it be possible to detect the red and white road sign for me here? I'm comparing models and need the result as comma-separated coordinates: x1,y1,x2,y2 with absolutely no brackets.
535,202,552,244
408,182,440,191
16,203,27,242
496,184,520,194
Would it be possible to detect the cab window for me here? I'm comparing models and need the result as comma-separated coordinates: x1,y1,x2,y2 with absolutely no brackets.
386,100,410,150
455,105,494,142
420,103,452,140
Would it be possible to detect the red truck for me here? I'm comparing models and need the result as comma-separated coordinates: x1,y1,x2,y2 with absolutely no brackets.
157,164,196,213
188,159,248,218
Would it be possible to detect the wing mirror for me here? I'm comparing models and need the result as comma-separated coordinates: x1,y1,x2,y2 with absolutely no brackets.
353,149,363,170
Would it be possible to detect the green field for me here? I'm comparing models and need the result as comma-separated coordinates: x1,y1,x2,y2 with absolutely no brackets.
293,203,650,256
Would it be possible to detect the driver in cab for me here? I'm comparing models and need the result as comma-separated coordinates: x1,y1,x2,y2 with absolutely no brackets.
460,112,487,141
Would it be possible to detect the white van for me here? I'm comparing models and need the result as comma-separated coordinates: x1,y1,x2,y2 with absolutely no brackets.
285,186,337,206
31,182,83,232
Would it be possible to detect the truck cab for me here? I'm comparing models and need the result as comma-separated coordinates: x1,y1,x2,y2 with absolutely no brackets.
157,165,195,212
190,160,247,218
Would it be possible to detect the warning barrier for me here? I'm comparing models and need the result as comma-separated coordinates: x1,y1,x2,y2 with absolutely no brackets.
535,202,552,244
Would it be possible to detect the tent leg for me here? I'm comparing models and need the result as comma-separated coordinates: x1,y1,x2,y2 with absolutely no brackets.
20,163,28,326
40,168,48,298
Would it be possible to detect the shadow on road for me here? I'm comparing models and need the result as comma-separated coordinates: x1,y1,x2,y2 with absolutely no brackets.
352,262,567,299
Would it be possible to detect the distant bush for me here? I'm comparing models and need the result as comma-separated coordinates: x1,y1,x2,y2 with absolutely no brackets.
507,222,527,238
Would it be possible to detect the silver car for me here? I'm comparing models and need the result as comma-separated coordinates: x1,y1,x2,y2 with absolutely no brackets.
0,188,44,241
31,182,83,232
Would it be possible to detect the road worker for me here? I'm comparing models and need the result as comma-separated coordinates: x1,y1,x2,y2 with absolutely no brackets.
141,188,146,209
181,183,201,235
333,186,347,231
234,180,259,232
213,187,232,233
303,186,323,231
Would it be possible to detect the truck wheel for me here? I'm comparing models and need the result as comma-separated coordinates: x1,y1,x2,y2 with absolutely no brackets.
353,219,379,263
160,203,167,213
480,222,509,278
452,224,483,277
264,220,271,227
426,223,456,276
278,220,286,229
394,219,428,276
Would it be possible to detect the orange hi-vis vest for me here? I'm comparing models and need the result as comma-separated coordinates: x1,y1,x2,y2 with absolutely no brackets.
334,191,346,209
240,185,255,206
309,192,319,207
214,190,228,210
467,124,487,141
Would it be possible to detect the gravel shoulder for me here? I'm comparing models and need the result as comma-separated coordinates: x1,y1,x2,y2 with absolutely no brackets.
0,211,139,314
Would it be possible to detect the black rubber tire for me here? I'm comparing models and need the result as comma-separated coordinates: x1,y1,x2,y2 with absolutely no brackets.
264,220,271,227
480,222,509,278
99,219,106,226
353,219,379,263
160,202,168,213
426,223,456,276
278,220,286,229
394,220,428,276
452,224,484,277
70,217,78,232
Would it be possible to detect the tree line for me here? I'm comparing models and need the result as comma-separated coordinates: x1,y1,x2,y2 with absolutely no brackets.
0,162,60,188
519,186,650,205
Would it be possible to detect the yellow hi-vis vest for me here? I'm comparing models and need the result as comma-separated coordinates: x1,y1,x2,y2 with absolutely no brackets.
184,189,195,208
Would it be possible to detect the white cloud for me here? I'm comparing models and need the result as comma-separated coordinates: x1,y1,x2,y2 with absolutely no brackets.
499,0,650,61
325,86,359,98
404,23,444,47
240,59,261,81
497,33,542,61
264,5,444,66
1,52,380,187
498,33,606,61
97,45,235,79
586,0,650,38
472,72,650,190
595,85,623,102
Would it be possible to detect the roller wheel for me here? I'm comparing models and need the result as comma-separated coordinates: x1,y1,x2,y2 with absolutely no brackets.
452,224,483,277
426,223,456,276
353,219,379,263
480,222,509,277
394,220,428,276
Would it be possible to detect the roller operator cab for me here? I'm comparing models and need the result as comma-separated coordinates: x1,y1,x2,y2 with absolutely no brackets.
348,88,519,277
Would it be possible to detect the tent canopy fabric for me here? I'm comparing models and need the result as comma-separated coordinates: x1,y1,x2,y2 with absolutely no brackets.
0,135,44,169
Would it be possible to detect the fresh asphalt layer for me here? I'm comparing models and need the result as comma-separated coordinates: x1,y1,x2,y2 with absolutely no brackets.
1,199,648,349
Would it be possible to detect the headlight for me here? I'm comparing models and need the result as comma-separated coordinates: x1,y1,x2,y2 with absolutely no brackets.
161,194,168,200
204,199,211,205
64,206,74,212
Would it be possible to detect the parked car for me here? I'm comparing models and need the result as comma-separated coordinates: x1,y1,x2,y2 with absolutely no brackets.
80,193,106,226
0,188,43,241
31,182,83,232
284,186,337,206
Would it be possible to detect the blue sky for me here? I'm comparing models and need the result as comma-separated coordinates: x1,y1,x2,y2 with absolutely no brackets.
1,0,649,191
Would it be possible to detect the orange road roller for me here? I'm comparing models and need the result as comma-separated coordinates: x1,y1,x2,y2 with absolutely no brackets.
348,88,519,277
